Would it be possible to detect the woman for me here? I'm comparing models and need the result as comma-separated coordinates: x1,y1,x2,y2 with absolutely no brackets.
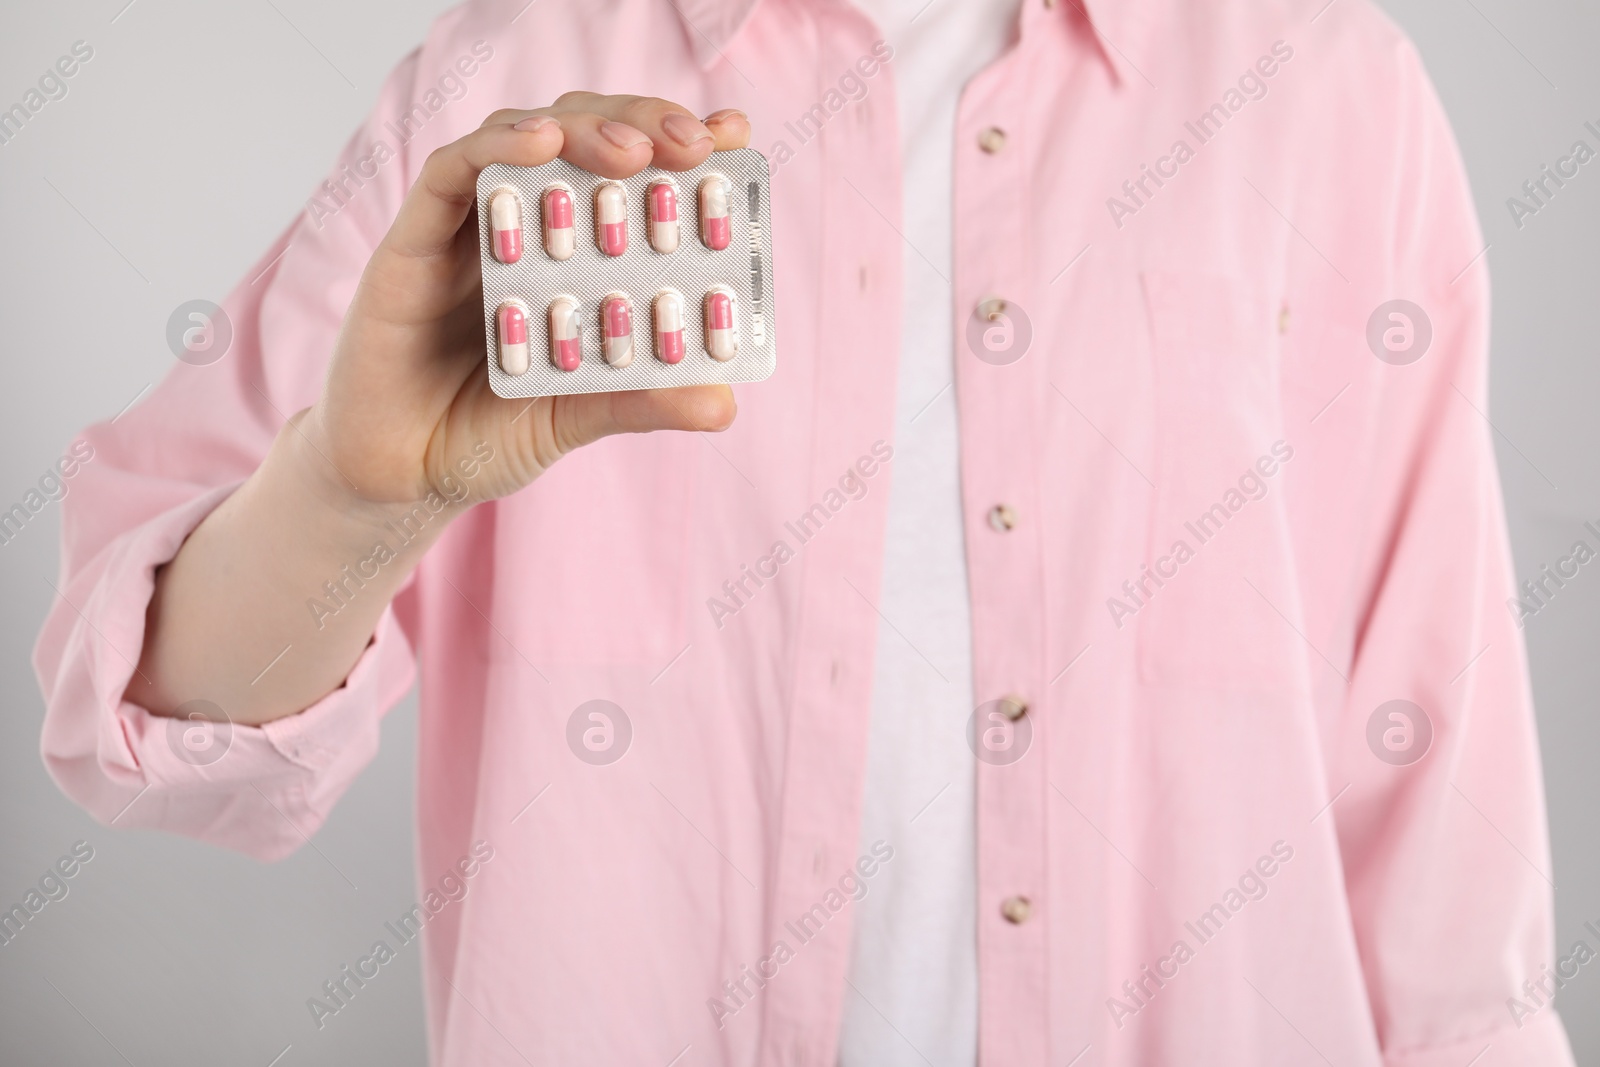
35,0,1572,1062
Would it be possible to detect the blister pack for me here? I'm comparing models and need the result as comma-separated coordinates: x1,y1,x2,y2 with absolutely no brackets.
476,148,776,399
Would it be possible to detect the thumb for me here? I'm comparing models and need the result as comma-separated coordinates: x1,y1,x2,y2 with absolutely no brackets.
548,384,738,454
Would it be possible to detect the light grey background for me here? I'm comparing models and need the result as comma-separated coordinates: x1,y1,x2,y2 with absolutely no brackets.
0,0,1595,1063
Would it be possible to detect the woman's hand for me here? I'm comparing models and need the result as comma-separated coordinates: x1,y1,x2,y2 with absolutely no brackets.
303,94,751,507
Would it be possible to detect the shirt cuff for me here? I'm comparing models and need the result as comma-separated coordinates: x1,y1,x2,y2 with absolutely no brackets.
41,484,416,860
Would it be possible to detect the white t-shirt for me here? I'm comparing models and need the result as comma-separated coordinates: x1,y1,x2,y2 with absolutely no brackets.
838,1,1019,1064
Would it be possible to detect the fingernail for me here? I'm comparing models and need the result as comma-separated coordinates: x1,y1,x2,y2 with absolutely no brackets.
600,121,651,150
662,112,714,148
703,108,748,126
514,115,557,133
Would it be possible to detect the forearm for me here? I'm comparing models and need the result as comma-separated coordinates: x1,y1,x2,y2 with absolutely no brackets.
129,412,458,726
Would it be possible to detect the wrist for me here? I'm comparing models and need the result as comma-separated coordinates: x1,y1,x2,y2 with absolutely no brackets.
262,410,467,539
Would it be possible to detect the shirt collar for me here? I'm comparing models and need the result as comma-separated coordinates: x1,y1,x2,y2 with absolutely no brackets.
671,0,764,70
1053,0,1147,85
673,0,1145,83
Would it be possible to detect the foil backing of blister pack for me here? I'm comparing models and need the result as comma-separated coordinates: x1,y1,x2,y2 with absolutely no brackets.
477,149,777,399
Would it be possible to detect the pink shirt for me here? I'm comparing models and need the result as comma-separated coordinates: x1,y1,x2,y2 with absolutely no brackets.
34,0,1575,1064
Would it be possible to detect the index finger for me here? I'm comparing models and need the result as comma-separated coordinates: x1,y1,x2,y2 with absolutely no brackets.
382,116,563,260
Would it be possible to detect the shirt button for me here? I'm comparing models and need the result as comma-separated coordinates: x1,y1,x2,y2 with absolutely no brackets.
987,503,1018,532
978,296,1008,322
1001,895,1033,924
997,694,1029,721
977,126,1007,154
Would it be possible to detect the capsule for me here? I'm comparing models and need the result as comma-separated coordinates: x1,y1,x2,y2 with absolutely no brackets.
542,184,575,261
699,174,731,251
548,296,582,372
595,182,628,256
488,188,523,264
600,293,634,368
496,300,530,375
647,179,679,254
703,288,738,362
653,290,686,365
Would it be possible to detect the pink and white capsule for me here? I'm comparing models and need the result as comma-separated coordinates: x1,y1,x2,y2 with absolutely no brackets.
600,293,634,367
703,288,738,362
548,296,582,372
488,188,523,264
595,182,628,256
496,301,530,376
653,290,686,365
699,175,732,250
542,185,575,261
647,179,679,254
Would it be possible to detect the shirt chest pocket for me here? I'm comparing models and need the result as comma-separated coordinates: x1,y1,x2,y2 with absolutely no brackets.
1134,271,1306,695
488,434,696,670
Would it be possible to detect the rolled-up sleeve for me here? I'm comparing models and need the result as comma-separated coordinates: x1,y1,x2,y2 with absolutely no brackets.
33,49,430,862
1329,40,1575,1067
